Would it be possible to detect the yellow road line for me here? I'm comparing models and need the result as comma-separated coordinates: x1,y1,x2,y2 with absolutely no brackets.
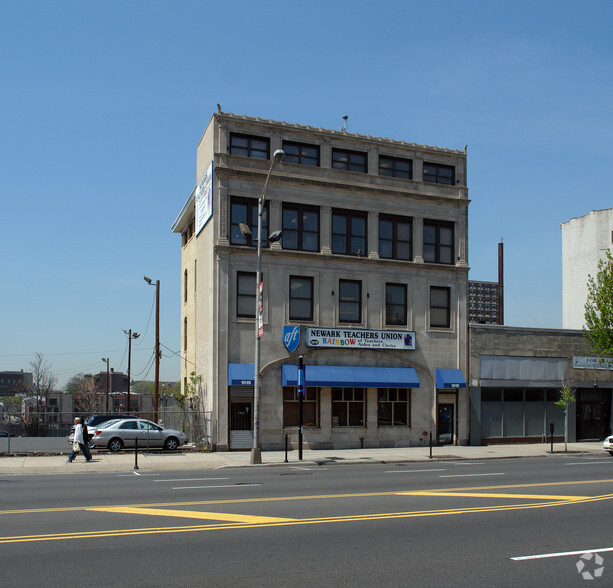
400,491,588,500
86,506,296,523
1,479,613,516
2,494,612,545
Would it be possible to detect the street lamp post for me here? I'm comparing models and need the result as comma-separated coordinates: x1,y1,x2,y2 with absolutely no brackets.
144,276,160,422
250,149,284,465
123,329,140,414
101,357,110,412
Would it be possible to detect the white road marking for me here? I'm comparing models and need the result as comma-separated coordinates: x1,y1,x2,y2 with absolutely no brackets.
385,469,446,474
154,477,229,483
172,483,262,490
291,466,328,471
512,547,613,561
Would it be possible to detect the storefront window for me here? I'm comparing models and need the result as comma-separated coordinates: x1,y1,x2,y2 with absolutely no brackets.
332,387,365,426
283,386,319,427
377,388,409,426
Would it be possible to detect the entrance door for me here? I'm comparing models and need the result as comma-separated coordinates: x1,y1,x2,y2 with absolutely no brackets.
230,402,253,450
576,389,611,441
438,404,454,445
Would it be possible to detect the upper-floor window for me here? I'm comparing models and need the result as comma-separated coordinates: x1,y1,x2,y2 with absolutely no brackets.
332,148,367,173
379,156,412,179
430,286,450,328
230,197,269,247
289,276,313,321
282,204,319,252
423,220,454,264
229,133,270,160
182,219,195,247
423,162,455,185
184,269,188,304
339,279,361,323
237,272,256,318
283,141,320,167
332,210,367,256
379,215,412,260
386,283,407,326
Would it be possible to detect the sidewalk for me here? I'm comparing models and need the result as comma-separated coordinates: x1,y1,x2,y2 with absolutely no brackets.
0,442,605,475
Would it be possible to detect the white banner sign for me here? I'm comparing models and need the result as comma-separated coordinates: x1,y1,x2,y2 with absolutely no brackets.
307,328,415,350
573,356,613,370
195,161,213,236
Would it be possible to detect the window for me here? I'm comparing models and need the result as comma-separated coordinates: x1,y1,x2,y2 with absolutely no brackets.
423,162,455,185
386,283,407,326
184,269,188,303
423,220,454,264
379,156,412,179
332,388,365,426
379,215,412,260
283,387,319,426
229,133,269,159
332,148,367,173
339,280,361,323
332,210,367,256
230,197,269,247
289,276,313,321
237,272,256,317
430,286,451,328
283,141,320,166
282,204,319,251
378,388,409,426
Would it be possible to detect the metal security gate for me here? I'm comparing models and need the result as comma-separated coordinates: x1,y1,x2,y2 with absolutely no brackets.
229,386,254,450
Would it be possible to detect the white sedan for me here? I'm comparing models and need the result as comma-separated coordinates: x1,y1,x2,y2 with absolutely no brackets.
603,435,613,456
90,418,188,452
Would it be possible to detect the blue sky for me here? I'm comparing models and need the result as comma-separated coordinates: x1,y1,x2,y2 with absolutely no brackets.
1,0,612,388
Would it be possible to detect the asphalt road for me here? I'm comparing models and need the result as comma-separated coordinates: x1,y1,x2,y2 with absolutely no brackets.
2,455,613,587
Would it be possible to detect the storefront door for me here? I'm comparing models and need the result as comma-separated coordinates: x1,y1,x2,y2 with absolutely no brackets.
438,404,454,445
576,389,611,441
229,401,253,450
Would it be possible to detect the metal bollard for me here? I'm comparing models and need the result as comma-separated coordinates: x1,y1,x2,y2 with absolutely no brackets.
284,434,288,463
134,437,139,470
429,431,433,459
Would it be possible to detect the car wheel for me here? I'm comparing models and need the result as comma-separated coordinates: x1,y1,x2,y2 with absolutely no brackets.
608,451,613,457
108,438,124,452
164,437,179,451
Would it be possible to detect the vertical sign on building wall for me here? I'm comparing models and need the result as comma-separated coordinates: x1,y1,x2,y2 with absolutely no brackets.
195,161,213,236
257,281,263,337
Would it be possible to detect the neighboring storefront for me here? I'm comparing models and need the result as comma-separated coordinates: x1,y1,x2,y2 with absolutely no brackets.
469,325,613,445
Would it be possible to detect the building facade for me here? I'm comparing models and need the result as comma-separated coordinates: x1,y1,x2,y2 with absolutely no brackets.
173,110,470,451
0,370,33,396
469,325,613,445
561,208,613,329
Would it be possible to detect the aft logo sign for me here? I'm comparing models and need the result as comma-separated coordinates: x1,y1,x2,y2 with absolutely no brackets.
283,326,300,352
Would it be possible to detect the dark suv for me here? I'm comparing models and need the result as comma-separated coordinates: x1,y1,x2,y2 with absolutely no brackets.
85,414,136,429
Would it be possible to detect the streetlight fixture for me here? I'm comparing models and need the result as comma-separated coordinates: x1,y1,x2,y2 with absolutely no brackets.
246,148,284,464
101,357,110,412
123,329,140,413
144,276,160,422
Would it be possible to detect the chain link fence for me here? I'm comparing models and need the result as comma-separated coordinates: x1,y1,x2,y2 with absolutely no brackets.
0,404,212,450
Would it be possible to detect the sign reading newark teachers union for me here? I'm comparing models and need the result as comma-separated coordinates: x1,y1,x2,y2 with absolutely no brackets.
307,328,416,350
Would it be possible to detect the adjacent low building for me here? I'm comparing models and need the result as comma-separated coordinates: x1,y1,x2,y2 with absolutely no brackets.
469,325,613,444
173,109,470,451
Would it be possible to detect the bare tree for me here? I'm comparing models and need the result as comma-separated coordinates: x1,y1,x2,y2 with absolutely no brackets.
28,352,57,434
70,376,105,415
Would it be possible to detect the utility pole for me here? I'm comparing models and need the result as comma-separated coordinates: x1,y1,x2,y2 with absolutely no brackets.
124,329,140,414
144,276,160,422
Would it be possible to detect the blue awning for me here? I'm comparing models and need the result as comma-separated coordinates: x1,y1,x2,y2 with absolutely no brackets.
436,368,466,389
228,363,255,386
282,365,419,388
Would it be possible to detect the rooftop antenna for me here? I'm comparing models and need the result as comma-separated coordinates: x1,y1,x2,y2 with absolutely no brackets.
341,114,348,132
